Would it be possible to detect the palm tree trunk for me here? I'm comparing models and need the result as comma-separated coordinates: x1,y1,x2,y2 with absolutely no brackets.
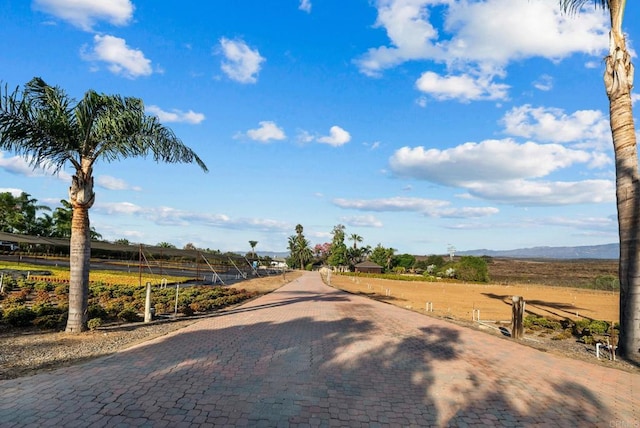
605,4,640,363
65,165,95,333
65,204,91,332
611,90,640,364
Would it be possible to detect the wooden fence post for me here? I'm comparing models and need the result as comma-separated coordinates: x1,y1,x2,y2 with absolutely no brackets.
144,282,152,323
511,296,525,339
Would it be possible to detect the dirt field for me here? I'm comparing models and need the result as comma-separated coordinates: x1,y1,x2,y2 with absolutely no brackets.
326,258,620,324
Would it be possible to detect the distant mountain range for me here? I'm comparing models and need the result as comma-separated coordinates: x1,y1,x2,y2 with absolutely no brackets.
457,243,619,260
247,244,620,260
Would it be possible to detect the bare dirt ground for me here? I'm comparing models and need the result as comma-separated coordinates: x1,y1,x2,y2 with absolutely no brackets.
326,258,639,373
328,273,618,322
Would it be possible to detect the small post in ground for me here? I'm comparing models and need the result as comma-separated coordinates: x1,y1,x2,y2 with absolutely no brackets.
144,282,152,323
511,296,525,339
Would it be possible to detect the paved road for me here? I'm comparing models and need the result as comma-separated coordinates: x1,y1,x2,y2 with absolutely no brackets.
1,272,638,427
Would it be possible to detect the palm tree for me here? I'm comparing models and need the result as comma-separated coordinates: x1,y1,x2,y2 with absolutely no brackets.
560,0,638,363
248,240,258,258
349,233,363,250
288,225,312,269
0,77,208,332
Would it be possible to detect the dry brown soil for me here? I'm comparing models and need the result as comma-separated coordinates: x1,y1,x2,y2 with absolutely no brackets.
328,274,618,323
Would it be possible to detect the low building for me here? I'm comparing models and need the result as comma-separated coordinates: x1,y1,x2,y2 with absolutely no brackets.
354,261,383,274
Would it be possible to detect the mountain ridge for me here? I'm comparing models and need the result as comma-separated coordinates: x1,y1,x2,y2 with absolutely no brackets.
457,243,619,260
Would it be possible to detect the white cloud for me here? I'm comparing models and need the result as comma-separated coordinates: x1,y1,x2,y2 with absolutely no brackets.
93,202,290,232
632,93,640,104
317,126,351,147
82,35,152,78
0,152,72,181
95,201,143,215
296,130,315,144
333,196,498,218
356,0,608,101
389,139,596,185
0,188,23,197
388,138,615,206
96,175,141,191
245,121,287,142
533,74,554,91
340,215,384,228
146,105,205,124
442,0,607,65
501,105,612,150
465,179,614,205
219,38,265,84
299,0,312,13
33,0,134,31
415,71,509,102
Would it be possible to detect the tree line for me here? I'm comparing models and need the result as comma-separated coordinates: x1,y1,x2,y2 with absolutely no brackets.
285,223,489,282
0,191,101,240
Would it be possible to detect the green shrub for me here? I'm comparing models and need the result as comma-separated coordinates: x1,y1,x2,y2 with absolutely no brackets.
589,320,610,335
551,330,573,340
179,305,194,317
33,314,64,330
572,318,591,336
117,307,140,322
3,305,36,327
87,318,103,331
54,284,69,296
581,335,595,345
592,275,619,290
453,256,489,282
87,304,108,320
523,315,562,331
32,302,63,317
34,281,54,292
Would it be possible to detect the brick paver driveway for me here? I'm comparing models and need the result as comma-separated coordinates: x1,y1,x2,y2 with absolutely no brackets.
1,272,638,427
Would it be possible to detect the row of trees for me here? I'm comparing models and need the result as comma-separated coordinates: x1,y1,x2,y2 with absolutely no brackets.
286,223,456,274
0,191,101,239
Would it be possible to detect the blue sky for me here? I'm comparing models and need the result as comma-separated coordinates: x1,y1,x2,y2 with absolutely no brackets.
1,0,639,255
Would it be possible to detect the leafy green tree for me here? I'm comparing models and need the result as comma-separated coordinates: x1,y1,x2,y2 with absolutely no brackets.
157,242,177,249
0,77,207,332
0,191,49,234
369,244,396,272
51,200,73,238
393,253,416,271
287,224,312,269
113,238,131,246
453,256,489,283
559,0,638,363
327,224,348,268
0,192,21,233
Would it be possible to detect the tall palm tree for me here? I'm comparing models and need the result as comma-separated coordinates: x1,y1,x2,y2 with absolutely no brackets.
560,0,638,363
249,240,258,258
288,225,312,269
349,233,363,250
0,77,208,332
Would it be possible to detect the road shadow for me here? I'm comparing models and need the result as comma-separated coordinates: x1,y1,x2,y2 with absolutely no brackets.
0,277,614,426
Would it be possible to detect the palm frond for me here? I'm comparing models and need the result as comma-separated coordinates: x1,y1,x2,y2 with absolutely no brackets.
0,78,76,172
560,0,608,14
1,77,208,175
